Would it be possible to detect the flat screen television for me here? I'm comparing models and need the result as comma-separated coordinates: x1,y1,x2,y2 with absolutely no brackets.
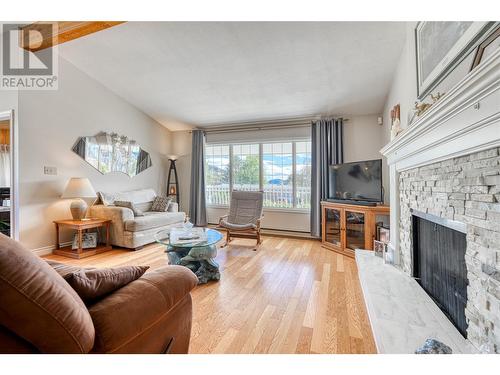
328,159,383,203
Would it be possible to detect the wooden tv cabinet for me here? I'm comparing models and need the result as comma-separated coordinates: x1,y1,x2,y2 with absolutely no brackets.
321,201,390,258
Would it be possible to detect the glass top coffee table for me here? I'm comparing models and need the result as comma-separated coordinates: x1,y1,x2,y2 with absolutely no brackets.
155,227,223,284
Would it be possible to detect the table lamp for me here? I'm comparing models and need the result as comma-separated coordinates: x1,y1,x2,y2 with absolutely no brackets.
61,177,97,220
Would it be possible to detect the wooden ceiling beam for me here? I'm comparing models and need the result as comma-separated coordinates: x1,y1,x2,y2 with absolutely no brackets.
20,21,125,52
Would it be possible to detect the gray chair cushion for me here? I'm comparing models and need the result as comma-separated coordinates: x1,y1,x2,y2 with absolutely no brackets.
124,212,185,232
219,220,256,231
228,191,264,225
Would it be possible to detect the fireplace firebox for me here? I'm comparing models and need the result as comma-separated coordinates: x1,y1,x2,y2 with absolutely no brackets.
412,210,468,337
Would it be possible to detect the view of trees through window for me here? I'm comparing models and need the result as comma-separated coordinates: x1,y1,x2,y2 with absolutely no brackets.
205,141,311,209
232,144,260,191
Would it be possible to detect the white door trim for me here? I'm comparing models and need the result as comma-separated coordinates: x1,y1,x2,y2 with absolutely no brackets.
0,109,19,240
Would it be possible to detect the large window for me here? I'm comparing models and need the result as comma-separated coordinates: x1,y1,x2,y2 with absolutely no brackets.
205,145,230,205
295,141,312,209
232,144,260,191
205,140,311,209
263,143,293,208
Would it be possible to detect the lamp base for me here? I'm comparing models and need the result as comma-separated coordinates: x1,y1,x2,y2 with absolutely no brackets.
70,198,88,221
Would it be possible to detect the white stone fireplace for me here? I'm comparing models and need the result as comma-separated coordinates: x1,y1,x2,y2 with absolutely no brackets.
380,48,500,352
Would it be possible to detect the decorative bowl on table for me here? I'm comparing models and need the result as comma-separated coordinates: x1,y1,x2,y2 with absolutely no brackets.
183,221,194,231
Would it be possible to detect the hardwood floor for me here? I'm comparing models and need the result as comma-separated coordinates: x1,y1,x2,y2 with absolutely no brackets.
44,236,376,354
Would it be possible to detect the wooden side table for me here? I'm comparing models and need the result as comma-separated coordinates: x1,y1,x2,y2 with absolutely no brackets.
53,218,112,259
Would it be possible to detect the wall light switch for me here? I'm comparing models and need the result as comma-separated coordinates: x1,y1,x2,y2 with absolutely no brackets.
44,166,57,175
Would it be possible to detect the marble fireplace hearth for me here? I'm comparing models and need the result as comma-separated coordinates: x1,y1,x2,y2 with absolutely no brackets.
356,250,476,353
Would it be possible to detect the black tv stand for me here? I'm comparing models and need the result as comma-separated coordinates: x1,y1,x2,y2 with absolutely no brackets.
326,198,378,207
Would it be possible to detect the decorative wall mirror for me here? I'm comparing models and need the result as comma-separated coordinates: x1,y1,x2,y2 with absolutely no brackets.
72,132,152,177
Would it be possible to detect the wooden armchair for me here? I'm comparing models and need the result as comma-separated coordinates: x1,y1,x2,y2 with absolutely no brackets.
217,190,264,250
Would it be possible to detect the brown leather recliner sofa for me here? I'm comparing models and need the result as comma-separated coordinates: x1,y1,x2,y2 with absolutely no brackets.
0,234,198,354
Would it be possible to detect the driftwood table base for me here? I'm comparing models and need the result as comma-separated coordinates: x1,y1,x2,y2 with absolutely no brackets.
166,244,220,284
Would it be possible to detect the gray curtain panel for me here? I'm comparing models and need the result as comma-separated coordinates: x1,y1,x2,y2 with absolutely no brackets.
310,118,344,237
189,130,208,226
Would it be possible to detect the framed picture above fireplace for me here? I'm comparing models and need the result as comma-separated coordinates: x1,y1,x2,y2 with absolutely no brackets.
470,25,500,71
415,21,493,99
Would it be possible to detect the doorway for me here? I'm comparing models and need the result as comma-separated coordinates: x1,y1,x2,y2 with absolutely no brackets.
0,110,17,239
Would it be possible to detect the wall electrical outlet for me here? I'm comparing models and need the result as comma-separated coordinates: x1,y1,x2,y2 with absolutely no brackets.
44,166,57,175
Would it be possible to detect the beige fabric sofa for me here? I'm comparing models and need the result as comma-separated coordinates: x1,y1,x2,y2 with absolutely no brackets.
89,188,185,249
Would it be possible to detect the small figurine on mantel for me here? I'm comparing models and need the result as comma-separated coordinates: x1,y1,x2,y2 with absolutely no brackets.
430,92,444,103
413,92,445,117
390,104,402,140
408,91,445,126
413,101,432,117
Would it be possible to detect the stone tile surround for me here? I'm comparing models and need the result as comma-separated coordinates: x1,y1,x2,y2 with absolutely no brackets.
399,147,500,353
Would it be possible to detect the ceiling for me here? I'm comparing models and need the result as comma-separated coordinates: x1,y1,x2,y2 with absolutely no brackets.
58,22,407,130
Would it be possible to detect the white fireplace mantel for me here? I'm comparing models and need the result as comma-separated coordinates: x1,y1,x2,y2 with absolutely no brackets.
380,48,500,266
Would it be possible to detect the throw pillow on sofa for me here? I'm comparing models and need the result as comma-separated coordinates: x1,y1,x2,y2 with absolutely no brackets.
114,200,145,216
64,266,149,303
151,196,172,212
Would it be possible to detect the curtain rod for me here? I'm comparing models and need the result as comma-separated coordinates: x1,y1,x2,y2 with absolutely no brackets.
201,123,308,134
191,117,349,134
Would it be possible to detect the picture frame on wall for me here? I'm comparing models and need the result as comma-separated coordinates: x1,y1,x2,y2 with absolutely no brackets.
378,226,390,244
72,232,98,250
415,21,493,99
374,240,385,258
470,25,500,71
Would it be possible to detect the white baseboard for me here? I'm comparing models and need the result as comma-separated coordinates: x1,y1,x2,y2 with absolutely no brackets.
207,223,314,239
260,228,315,239
32,227,315,256
32,241,72,257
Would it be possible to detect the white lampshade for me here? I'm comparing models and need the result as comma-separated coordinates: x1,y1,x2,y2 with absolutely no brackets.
61,177,97,199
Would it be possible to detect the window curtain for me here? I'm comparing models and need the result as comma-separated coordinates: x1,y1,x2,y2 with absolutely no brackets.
0,145,10,188
310,118,343,237
189,130,208,226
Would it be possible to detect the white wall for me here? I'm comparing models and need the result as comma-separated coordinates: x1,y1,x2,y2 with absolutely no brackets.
344,114,385,162
171,130,192,213
381,22,477,201
344,114,387,202
18,56,172,251
0,91,18,122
